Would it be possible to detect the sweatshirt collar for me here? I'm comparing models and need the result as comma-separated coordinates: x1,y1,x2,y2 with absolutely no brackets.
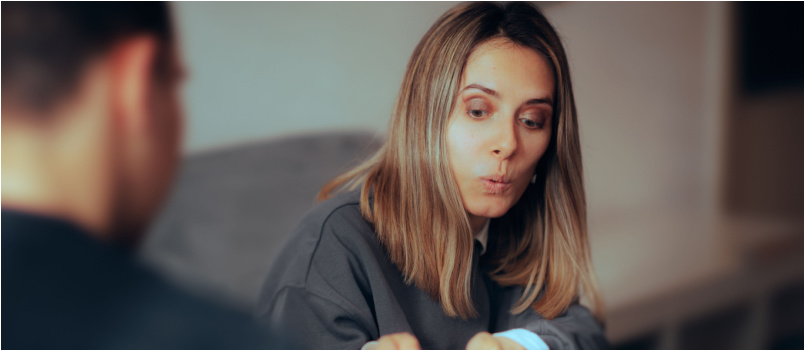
474,219,490,255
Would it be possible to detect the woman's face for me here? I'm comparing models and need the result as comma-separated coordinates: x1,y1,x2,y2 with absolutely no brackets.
447,38,554,230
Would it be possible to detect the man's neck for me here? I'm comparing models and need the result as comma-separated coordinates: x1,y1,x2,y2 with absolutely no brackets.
2,115,114,239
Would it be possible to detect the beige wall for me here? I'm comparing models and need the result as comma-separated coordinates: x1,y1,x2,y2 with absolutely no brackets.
175,2,457,152
545,2,733,310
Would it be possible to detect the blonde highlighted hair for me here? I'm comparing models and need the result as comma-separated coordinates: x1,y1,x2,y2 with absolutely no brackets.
319,2,603,322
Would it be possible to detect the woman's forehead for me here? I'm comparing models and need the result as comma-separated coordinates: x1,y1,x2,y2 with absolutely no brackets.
461,39,555,102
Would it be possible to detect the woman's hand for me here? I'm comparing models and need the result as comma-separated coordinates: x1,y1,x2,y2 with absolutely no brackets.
466,332,526,350
362,333,421,350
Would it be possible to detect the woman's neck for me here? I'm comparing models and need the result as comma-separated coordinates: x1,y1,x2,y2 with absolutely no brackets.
467,214,489,235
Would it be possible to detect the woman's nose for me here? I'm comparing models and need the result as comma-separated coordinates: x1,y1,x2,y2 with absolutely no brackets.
491,117,517,159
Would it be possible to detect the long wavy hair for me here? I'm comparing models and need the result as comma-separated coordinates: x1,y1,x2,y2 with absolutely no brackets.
319,2,603,322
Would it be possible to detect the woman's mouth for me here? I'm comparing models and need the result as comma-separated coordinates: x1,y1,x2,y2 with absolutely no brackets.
481,176,511,194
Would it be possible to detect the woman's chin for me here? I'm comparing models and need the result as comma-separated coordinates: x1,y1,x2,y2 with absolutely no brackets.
466,203,513,220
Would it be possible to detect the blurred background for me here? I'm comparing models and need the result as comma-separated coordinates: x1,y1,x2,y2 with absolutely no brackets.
141,2,804,350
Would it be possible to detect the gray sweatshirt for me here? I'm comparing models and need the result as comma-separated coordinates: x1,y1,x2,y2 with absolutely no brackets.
257,190,610,350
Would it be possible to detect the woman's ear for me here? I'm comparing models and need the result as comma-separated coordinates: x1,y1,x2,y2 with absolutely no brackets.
108,36,158,134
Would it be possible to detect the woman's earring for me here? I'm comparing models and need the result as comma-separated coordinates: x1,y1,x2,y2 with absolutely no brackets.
531,173,538,184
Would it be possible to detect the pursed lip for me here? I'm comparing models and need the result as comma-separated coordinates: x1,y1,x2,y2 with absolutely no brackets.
480,175,512,194
480,175,512,184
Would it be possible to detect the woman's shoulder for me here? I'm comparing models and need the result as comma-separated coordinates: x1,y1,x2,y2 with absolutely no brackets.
299,189,365,231
291,189,376,246
263,189,380,290
257,189,390,344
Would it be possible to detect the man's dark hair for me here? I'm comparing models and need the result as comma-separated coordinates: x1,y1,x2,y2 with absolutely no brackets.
2,2,174,114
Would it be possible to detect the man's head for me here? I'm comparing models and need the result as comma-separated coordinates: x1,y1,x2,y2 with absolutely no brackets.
2,2,185,245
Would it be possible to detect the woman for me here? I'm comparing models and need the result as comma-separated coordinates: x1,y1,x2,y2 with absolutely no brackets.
258,2,608,349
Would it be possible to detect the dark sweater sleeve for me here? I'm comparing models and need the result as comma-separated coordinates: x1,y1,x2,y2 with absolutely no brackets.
491,284,610,350
266,286,371,349
257,200,382,349
510,304,611,350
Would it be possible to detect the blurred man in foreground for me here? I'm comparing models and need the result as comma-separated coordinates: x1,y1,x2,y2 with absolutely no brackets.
2,3,287,348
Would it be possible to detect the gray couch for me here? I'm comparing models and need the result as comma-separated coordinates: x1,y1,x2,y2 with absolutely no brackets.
141,131,382,311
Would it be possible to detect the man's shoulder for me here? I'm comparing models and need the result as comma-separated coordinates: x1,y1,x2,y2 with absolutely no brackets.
1,209,288,349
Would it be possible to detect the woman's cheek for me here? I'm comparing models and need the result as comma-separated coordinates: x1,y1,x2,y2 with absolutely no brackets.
448,121,474,168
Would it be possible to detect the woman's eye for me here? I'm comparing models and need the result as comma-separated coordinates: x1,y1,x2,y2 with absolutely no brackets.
467,109,489,119
520,117,543,129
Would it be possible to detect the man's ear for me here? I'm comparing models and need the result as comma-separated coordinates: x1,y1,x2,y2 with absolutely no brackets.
109,36,158,133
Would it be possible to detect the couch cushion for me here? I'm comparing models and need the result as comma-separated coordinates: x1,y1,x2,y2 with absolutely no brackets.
141,131,383,310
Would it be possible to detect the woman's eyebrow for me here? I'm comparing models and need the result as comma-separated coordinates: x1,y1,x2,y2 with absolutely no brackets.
461,83,499,98
461,83,553,106
524,97,553,106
